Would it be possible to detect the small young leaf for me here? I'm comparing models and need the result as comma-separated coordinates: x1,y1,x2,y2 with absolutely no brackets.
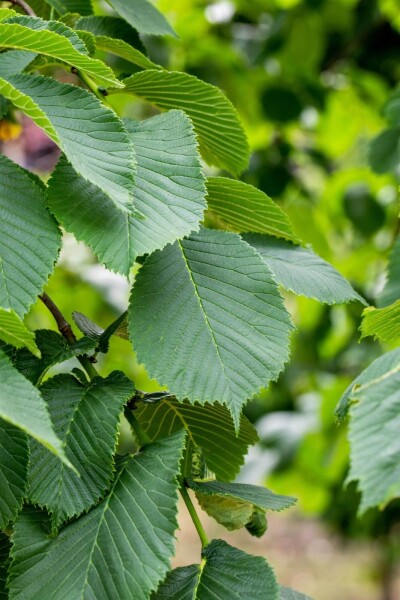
110,70,250,176
136,397,258,481
154,540,279,599
0,350,67,464
105,0,177,38
0,74,136,213
28,371,134,527
129,228,293,429
9,431,186,599
0,309,40,357
0,155,61,317
47,110,206,274
244,234,367,305
0,419,29,529
360,300,400,345
206,177,297,242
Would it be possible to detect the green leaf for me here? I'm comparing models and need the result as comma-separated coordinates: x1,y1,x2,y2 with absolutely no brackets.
0,155,61,317
129,228,292,429
347,369,400,511
28,371,134,527
0,9,16,22
154,539,279,600
0,533,10,599
187,480,295,534
206,177,297,242
243,234,367,305
94,36,161,70
0,419,29,529
13,329,96,384
0,17,122,89
0,50,37,77
136,397,258,481
76,16,146,52
360,300,400,344
336,348,400,420
280,587,312,600
9,431,186,600
0,349,67,464
0,74,136,213
0,309,40,357
106,0,177,38
110,70,250,176
378,236,400,307
369,128,400,174
44,0,93,15
5,15,89,54
47,110,206,274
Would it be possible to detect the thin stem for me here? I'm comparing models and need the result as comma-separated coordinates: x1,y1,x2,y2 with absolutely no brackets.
124,408,151,446
39,292,98,380
75,69,110,104
180,485,209,549
6,0,36,16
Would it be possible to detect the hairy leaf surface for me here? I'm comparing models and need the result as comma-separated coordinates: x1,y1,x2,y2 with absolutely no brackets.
206,177,296,241
0,155,61,316
9,431,186,600
111,70,249,176
244,234,366,305
47,111,206,274
0,74,136,213
130,228,292,428
0,419,28,529
136,397,258,481
0,309,40,357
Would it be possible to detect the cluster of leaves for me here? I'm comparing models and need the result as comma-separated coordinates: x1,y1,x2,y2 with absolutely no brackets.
0,0,396,598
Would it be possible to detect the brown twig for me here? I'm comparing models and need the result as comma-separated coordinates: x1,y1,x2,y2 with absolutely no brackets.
6,0,36,16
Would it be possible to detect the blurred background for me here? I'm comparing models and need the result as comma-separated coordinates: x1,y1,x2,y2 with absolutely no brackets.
1,0,400,597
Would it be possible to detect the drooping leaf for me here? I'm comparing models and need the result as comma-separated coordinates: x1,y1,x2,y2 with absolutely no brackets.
110,70,250,176
336,347,400,420
9,431,186,600
153,540,279,600
0,17,121,88
195,493,255,532
245,508,268,538
28,371,134,527
0,155,61,317
0,349,67,464
347,369,400,511
0,419,29,529
280,587,312,600
0,50,37,77
106,0,177,38
129,228,292,428
0,73,136,213
0,309,40,357
13,329,96,384
378,236,400,307
206,177,297,242
47,110,206,274
136,397,258,481
0,532,10,599
360,300,400,345
243,234,367,305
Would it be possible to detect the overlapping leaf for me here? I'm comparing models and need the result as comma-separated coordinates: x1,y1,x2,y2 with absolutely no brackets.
206,177,296,241
0,533,10,599
0,74,136,213
9,431,186,600
47,110,206,274
110,70,249,176
378,236,400,307
106,0,177,37
0,419,28,529
0,50,36,77
0,16,121,88
244,234,366,305
153,540,279,599
0,309,39,357
360,300,400,344
130,228,293,429
135,397,258,481
44,0,93,15
0,155,61,317
28,371,134,527
0,349,67,463
347,369,400,511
